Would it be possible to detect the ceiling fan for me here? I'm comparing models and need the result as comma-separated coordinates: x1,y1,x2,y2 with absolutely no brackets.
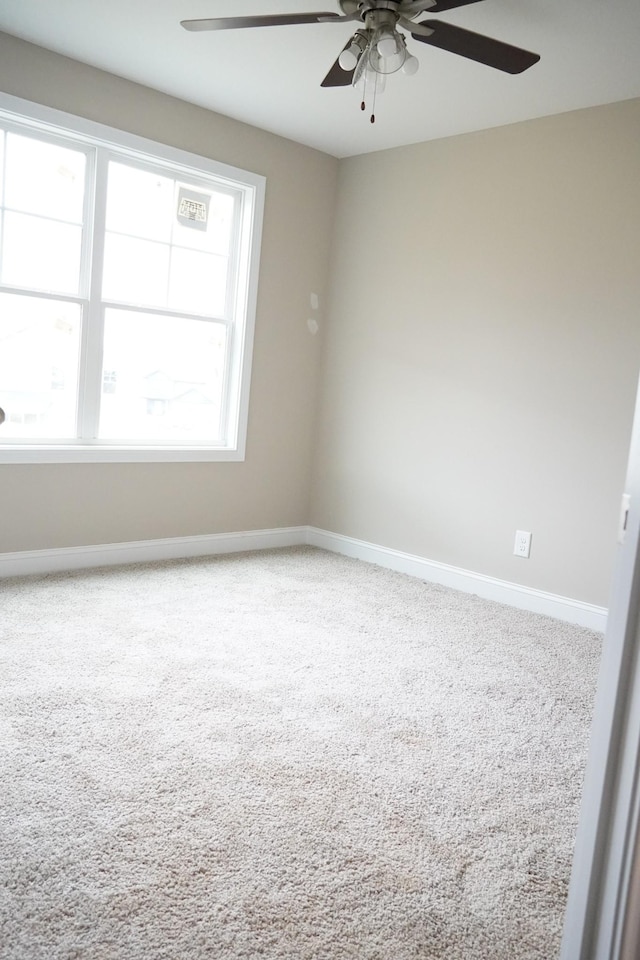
181,0,540,121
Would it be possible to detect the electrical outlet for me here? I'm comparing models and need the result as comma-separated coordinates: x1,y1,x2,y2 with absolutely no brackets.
514,530,532,558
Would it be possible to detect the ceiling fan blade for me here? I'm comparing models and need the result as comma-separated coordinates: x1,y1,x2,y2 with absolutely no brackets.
411,19,540,73
423,0,488,11
181,13,342,32
321,49,355,87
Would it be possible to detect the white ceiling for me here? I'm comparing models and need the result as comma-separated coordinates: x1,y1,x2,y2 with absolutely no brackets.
1,0,639,158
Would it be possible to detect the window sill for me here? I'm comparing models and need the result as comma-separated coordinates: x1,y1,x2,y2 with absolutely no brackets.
0,444,245,464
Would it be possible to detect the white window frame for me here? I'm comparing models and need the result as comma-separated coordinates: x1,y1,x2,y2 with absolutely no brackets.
0,93,265,464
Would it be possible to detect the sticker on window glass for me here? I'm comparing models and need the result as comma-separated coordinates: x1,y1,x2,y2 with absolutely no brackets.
177,188,210,232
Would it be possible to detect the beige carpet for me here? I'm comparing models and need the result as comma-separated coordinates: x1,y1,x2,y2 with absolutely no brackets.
0,546,600,959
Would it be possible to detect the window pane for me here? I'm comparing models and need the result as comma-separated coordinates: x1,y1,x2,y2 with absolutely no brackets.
106,162,174,242
168,247,227,317
98,308,226,443
0,294,80,439
5,132,86,223
1,211,82,295
102,233,170,307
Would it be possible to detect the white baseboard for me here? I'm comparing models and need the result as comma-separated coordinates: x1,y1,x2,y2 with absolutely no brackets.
0,524,607,631
0,526,308,579
306,527,608,632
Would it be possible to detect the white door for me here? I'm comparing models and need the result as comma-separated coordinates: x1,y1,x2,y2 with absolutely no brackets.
561,375,640,959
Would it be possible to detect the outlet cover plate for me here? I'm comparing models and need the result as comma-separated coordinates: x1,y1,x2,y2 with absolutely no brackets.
514,530,532,558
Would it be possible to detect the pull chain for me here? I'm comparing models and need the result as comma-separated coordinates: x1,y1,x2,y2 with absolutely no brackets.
361,61,368,113
370,71,378,123
360,72,378,123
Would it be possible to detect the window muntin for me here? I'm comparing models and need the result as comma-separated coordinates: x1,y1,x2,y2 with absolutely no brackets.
0,95,264,463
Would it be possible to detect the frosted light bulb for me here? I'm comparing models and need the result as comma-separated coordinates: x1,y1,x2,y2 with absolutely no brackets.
402,54,419,75
377,34,398,58
339,44,359,71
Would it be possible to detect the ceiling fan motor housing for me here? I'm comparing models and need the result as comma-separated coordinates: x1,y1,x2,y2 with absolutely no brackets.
339,0,435,22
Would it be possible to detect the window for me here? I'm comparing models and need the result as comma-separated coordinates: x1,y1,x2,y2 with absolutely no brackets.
0,94,265,463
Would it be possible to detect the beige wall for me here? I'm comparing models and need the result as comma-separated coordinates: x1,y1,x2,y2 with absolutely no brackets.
311,99,640,607
0,33,338,551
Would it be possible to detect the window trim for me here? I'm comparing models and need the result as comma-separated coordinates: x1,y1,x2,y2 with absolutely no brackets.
0,93,265,464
